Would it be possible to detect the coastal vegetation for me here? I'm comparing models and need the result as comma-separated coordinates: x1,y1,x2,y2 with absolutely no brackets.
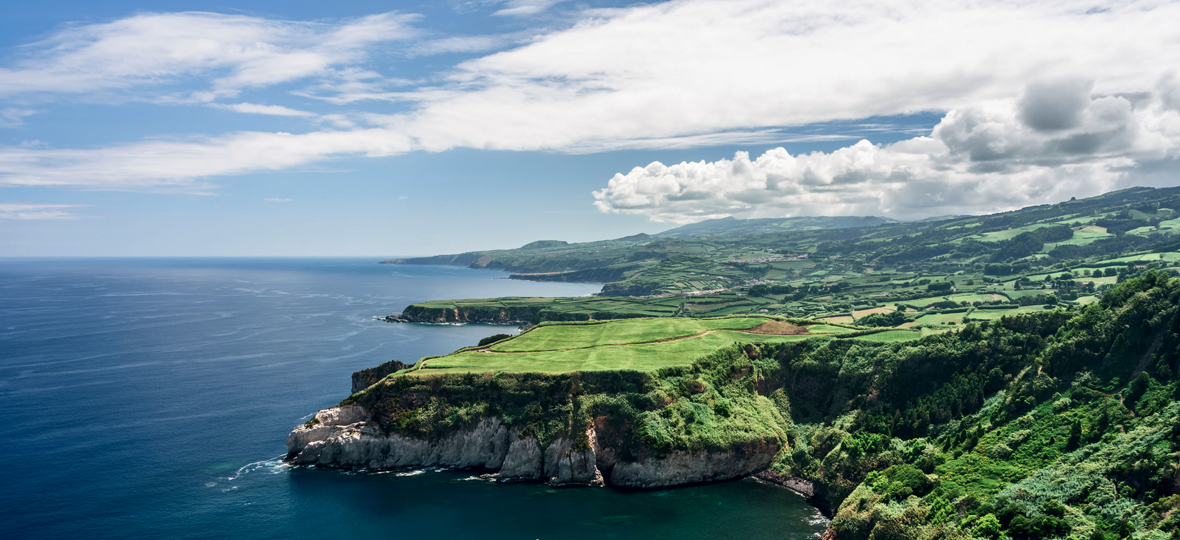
407,316,901,374
385,186,1180,326
323,186,1180,539
346,271,1180,539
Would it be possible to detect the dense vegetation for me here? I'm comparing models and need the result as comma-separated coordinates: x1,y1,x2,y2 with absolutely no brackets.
386,187,1180,326
355,272,1180,539
356,186,1180,539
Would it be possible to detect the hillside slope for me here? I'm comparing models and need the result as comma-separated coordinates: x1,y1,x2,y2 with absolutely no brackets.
293,273,1180,539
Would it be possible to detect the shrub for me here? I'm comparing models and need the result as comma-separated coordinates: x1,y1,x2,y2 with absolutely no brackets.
973,514,1002,539
477,333,513,347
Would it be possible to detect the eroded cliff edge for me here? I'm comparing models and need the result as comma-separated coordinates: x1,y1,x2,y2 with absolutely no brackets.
284,344,794,489
285,406,778,488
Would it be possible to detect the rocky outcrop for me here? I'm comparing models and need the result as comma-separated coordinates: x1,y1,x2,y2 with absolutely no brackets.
384,305,539,325
286,406,604,486
752,470,815,497
351,360,410,393
602,442,779,488
286,406,773,489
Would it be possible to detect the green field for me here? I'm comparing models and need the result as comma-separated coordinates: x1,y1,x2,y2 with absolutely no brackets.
851,329,923,342
965,305,1059,320
491,317,764,351
411,316,842,374
913,312,969,326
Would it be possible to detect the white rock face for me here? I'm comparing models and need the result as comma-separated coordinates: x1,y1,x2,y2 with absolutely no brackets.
285,406,605,485
606,443,779,488
286,406,774,489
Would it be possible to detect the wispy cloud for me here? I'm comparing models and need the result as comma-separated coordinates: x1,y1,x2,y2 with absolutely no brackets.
493,0,566,17
210,103,316,117
0,11,421,101
0,203,85,219
0,128,411,189
408,32,530,57
263,197,293,202
0,108,36,127
0,0,1179,220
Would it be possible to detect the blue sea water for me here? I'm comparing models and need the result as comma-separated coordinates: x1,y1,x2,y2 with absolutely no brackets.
0,258,827,539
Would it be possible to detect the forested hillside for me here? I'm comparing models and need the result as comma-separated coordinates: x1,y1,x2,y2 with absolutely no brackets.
386,186,1180,326
356,271,1180,539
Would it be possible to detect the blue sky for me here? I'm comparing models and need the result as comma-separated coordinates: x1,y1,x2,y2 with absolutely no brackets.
1,1,1178,256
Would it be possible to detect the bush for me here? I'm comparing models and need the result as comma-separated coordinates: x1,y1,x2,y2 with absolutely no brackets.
477,333,513,347
973,514,1002,539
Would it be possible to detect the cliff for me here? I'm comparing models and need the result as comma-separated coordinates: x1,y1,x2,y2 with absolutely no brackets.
286,405,778,487
285,344,789,488
351,359,411,394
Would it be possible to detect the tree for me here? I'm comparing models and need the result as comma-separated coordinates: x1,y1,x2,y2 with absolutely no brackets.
973,514,1002,539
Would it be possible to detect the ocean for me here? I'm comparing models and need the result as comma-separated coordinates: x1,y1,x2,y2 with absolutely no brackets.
0,258,827,539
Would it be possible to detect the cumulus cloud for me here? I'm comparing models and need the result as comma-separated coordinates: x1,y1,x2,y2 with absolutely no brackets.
0,203,85,219
0,11,420,101
2,0,1180,201
593,86,1180,222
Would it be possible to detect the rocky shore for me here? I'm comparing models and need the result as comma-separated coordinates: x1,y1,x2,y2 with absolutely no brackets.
285,404,779,489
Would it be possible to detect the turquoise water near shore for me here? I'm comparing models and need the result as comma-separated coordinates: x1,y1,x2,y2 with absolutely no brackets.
0,258,827,539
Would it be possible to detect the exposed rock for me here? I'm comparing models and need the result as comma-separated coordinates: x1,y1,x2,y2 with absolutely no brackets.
286,406,775,490
285,406,606,486
605,441,779,488
752,470,815,498
498,435,543,481
543,430,603,486
351,360,411,394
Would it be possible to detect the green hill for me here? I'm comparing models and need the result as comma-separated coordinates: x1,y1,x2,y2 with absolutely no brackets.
344,272,1180,539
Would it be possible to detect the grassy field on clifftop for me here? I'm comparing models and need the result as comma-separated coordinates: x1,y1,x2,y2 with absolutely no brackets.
412,316,918,374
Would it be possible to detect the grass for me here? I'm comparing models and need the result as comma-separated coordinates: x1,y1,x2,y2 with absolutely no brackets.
914,312,969,326
852,306,895,319
975,223,1060,242
403,315,855,374
907,295,954,307
805,324,856,334
947,292,1006,303
419,328,813,374
850,330,922,342
965,305,1059,321
491,316,764,351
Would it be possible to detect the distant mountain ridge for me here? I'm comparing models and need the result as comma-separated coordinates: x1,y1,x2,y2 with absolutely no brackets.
657,215,899,237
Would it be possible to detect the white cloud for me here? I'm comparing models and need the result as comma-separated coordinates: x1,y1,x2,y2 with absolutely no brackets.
0,108,36,127
263,197,293,202
0,203,85,219
493,0,566,17
0,129,412,189
408,33,529,57
0,11,420,100
390,0,1180,152
1,0,1180,205
593,86,1180,222
210,103,316,117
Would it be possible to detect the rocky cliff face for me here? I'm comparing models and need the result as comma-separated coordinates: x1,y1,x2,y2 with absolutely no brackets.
350,360,410,394
285,405,777,488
